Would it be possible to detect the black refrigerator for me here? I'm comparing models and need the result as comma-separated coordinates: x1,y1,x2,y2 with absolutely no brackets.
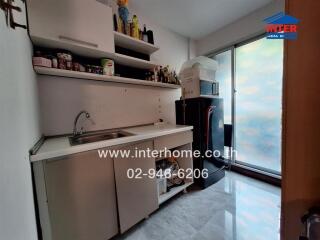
176,97,225,189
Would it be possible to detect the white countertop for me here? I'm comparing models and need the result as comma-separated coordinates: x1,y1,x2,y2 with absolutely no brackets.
30,124,193,162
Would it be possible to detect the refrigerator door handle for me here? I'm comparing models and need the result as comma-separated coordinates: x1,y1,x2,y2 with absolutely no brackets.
205,105,216,149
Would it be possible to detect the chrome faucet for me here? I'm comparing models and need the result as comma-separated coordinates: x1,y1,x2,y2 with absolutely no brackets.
73,110,94,136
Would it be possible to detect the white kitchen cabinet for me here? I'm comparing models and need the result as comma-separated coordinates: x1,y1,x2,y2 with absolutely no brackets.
154,131,193,152
114,141,159,233
27,0,114,57
42,150,118,240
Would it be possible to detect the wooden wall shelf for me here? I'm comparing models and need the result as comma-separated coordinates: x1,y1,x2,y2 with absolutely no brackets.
34,66,181,89
114,31,160,55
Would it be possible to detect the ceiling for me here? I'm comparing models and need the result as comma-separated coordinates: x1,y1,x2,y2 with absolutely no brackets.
130,0,273,40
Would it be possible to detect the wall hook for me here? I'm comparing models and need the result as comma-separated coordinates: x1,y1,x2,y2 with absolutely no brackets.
1,0,26,29
0,0,10,26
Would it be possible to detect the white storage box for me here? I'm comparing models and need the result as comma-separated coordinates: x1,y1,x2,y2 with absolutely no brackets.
179,57,219,99
180,65,216,82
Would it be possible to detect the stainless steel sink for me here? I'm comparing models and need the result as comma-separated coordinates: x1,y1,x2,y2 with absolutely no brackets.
69,130,133,146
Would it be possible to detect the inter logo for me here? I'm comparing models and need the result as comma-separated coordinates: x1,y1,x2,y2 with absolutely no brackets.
264,12,300,40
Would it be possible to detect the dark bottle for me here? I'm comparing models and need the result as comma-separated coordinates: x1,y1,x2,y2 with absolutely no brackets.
157,67,161,82
113,14,118,31
159,66,164,82
142,24,148,42
147,30,154,44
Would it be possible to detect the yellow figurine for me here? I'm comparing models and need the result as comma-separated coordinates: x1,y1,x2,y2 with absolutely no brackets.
132,15,140,39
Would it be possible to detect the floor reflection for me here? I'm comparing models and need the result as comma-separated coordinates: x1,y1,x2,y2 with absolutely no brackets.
222,172,281,240
115,171,281,240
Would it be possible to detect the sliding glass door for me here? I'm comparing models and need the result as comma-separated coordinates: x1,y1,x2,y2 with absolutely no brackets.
213,50,233,159
212,36,283,175
214,50,233,125
235,38,283,174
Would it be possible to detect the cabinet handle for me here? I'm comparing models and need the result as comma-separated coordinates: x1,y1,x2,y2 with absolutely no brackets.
58,35,98,48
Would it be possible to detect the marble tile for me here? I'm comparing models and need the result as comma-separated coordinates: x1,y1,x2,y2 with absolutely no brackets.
114,171,281,240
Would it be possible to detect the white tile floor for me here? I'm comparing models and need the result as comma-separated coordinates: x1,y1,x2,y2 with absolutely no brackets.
114,171,281,240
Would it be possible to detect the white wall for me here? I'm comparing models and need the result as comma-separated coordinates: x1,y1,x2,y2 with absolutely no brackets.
39,2,189,136
134,11,189,71
196,0,285,55
188,39,197,60
0,2,41,240
38,77,180,136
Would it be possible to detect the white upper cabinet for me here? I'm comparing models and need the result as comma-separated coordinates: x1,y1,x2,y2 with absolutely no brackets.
27,0,115,57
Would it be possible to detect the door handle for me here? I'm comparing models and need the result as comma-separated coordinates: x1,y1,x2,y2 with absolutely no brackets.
205,106,216,149
58,35,98,48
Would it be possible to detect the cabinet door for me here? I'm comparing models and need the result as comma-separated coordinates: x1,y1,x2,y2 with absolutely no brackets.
44,150,118,240
114,141,159,233
27,0,114,55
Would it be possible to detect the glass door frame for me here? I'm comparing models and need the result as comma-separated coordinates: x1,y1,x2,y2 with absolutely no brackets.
208,34,282,177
